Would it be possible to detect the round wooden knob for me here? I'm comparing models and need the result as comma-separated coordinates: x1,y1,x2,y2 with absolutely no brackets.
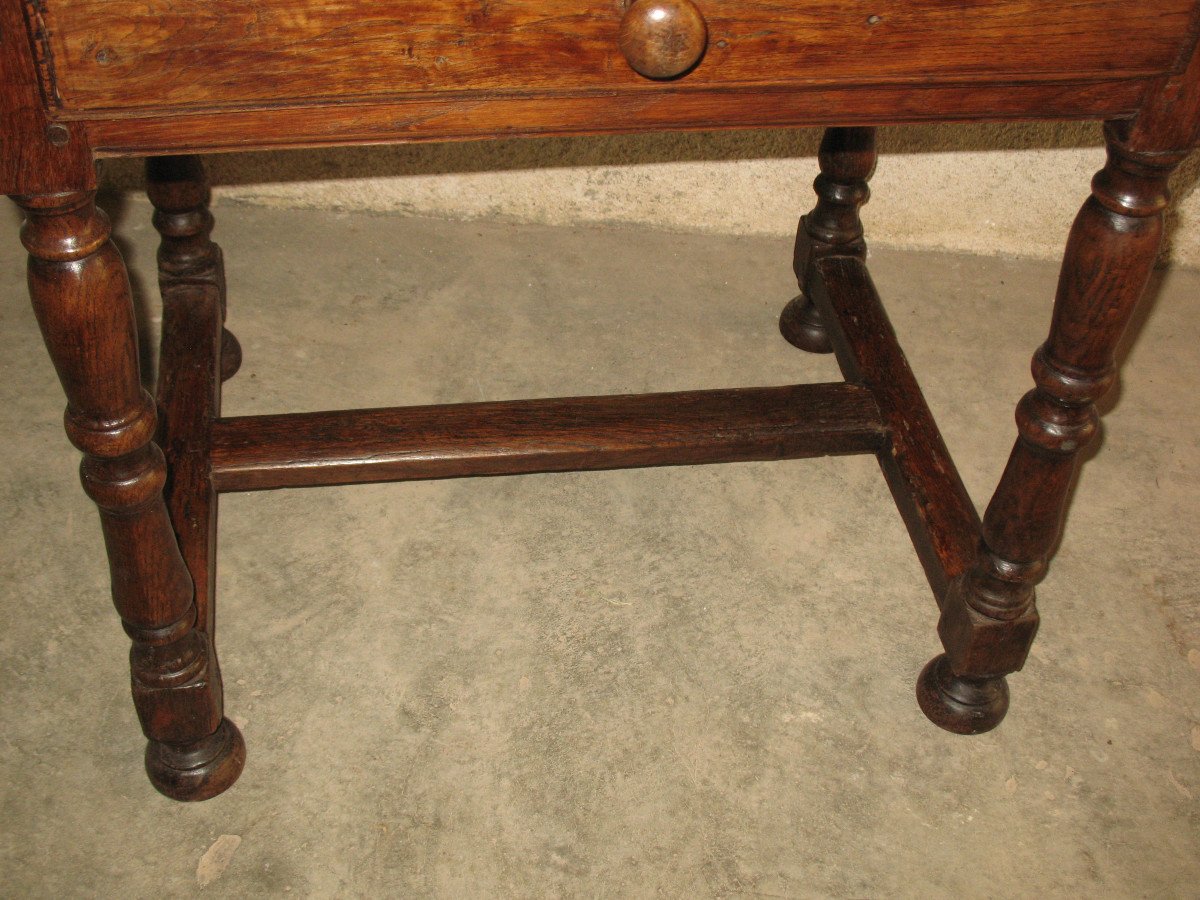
619,0,708,80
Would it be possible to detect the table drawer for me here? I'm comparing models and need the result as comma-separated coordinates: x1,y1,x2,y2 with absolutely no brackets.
37,0,1200,112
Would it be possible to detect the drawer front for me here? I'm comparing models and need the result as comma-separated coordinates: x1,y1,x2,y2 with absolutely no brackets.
38,0,1200,112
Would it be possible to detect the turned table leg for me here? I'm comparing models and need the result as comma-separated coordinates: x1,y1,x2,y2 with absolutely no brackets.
15,191,245,798
780,127,877,353
146,156,241,382
917,124,1190,733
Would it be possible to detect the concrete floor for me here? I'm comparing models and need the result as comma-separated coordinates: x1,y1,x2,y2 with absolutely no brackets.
1,198,1198,897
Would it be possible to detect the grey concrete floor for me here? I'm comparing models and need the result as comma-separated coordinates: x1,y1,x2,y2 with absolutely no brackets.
1,197,1198,897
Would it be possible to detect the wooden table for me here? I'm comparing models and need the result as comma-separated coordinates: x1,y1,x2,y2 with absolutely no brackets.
4,0,1199,801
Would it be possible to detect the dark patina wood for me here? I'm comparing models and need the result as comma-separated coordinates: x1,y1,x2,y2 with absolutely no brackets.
148,155,237,641
15,190,244,800
780,127,877,354
810,256,981,602
916,50,1200,734
5,0,1200,800
210,383,884,492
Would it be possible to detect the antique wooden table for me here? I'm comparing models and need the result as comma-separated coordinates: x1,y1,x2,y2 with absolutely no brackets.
4,0,1199,801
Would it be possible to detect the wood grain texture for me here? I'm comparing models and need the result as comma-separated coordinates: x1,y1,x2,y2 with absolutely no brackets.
781,127,877,354
17,190,244,799
156,283,222,635
210,384,884,492
811,256,981,603
618,0,708,81
918,94,1200,733
6,0,1200,795
81,79,1156,158
149,156,228,638
1117,23,1200,155
938,124,1188,679
40,0,1198,112
0,0,92,195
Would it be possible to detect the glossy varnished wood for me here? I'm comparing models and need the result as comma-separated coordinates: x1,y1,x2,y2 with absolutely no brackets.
4,0,1198,169
79,80,1156,159
9,0,1193,161
618,0,708,81
0,0,92,195
209,384,885,492
39,0,1198,112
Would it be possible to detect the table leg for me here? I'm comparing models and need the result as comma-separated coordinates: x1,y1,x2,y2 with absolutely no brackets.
780,127,876,353
14,190,245,799
917,124,1188,733
147,156,241,382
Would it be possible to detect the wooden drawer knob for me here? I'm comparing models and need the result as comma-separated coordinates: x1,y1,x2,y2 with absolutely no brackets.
619,0,708,80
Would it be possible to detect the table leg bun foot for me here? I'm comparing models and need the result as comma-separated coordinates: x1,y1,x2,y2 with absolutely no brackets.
145,717,246,801
779,294,833,354
220,328,242,382
916,654,1009,735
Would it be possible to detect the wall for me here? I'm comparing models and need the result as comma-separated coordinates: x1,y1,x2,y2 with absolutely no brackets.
101,123,1200,266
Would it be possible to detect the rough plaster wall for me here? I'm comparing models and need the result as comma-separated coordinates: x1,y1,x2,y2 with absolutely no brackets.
101,122,1200,265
